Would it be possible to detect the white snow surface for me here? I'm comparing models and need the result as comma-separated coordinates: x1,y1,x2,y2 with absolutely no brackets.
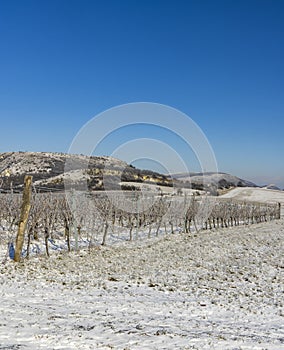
1,218,284,349
221,187,284,217
119,182,205,195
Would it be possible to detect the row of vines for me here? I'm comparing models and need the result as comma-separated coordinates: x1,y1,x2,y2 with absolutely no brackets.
0,191,281,260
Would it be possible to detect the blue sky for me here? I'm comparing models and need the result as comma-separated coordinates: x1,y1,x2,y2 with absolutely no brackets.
0,0,283,187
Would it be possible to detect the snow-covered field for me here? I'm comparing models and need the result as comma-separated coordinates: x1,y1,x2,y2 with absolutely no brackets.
1,214,283,349
220,187,284,205
221,187,284,217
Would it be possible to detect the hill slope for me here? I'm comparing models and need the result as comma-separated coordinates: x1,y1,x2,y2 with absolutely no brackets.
173,172,256,191
220,187,284,216
0,152,172,192
0,152,259,193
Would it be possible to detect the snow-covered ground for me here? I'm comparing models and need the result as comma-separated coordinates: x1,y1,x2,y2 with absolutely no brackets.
0,215,283,349
119,181,205,195
221,187,284,216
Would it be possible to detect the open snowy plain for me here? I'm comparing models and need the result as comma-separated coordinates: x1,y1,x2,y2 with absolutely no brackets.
0,188,284,350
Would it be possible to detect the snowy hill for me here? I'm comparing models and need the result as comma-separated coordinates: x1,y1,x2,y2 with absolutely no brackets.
0,152,172,192
0,152,262,193
220,186,284,204
263,184,281,191
220,187,284,217
173,172,257,191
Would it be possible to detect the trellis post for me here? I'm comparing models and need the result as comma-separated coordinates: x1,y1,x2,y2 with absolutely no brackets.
14,176,33,262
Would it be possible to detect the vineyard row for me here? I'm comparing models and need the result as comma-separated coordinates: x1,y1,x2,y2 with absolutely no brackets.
0,192,281,258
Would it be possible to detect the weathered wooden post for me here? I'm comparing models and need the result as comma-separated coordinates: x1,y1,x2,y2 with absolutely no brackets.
14,176,33,262
277,202,281,219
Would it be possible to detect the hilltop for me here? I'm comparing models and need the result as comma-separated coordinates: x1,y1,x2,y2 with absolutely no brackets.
0,152,172,192
0,152,258,193
173,171,256,190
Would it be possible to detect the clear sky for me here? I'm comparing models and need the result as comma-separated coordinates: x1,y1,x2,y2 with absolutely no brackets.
0,0,283,187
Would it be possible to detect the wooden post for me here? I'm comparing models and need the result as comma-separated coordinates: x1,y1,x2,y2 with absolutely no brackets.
14,176,33,262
